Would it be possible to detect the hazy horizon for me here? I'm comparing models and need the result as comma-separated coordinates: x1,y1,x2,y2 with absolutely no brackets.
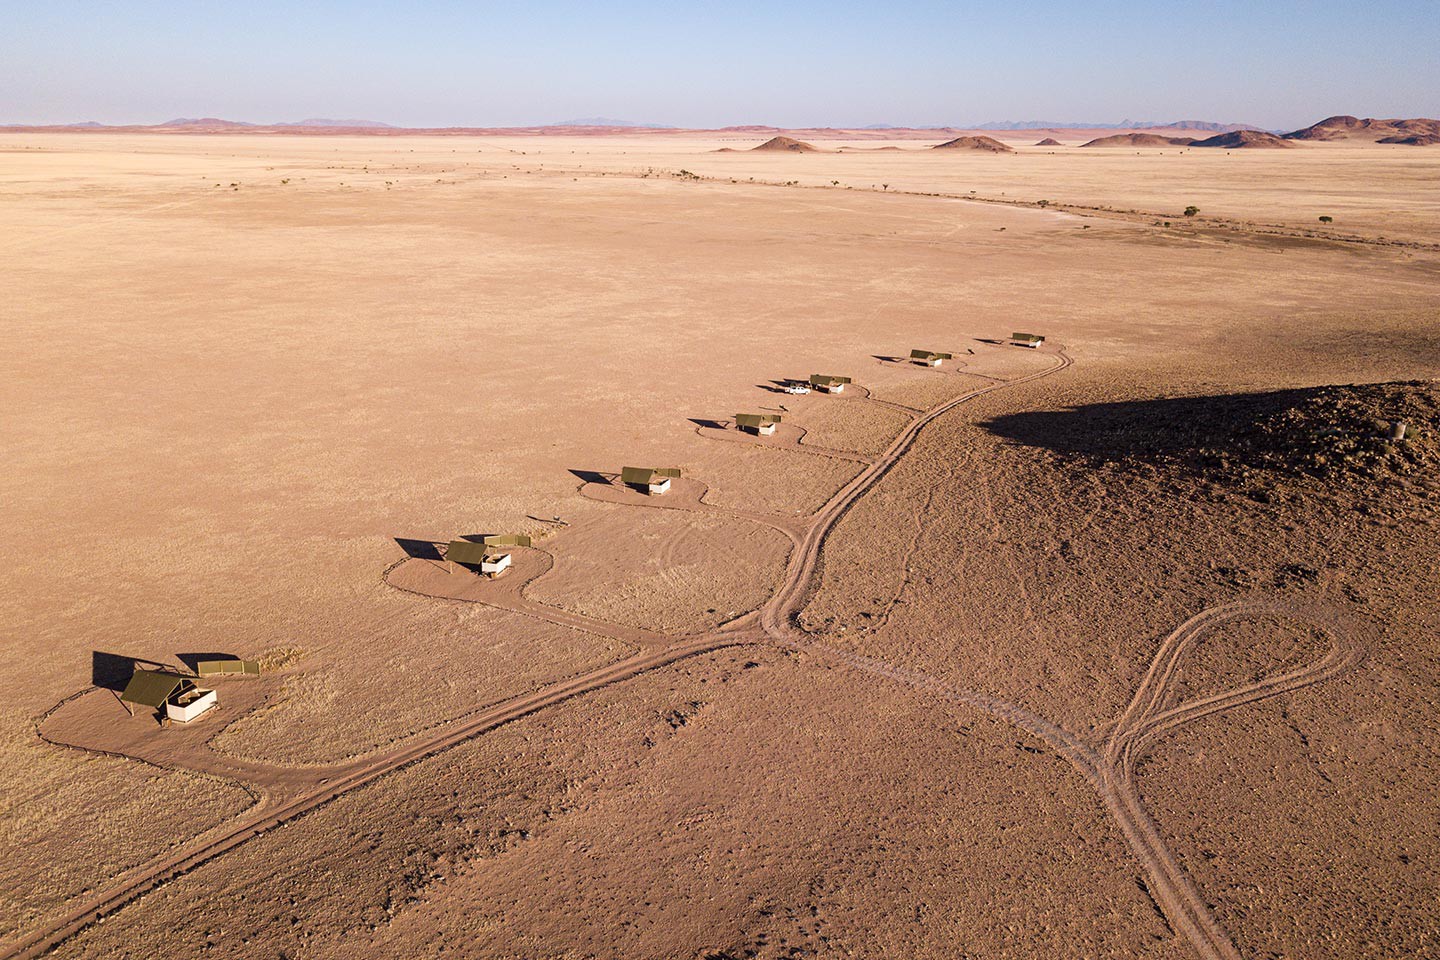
4,0,1437,130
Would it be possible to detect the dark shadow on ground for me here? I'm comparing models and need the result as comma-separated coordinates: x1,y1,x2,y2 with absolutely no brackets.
91,651,167,691
689,417,728,430
983,389,1316,463
569,468,613,485
978,382,1435,485
872,354,904,363
394,538,443,560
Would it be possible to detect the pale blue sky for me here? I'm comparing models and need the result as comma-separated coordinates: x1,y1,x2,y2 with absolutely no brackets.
3,0,1436,129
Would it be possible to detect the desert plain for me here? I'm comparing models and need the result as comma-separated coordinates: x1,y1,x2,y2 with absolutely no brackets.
2,129,1439,959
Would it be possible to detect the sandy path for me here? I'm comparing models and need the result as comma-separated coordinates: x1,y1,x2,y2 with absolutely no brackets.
6,344,1366,960
8,631,756,960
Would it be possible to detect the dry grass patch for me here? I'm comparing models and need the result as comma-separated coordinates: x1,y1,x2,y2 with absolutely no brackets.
0,714,253,942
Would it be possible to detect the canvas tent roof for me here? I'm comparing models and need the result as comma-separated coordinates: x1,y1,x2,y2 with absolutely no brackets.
1011,332,1045,342
447,534,533,566
735,413,782,428
446,541,494,566
621,466,681,485
197,659,260,677
809,374,853,386
119,670,190,708
910,349,953,360
482,534,531,548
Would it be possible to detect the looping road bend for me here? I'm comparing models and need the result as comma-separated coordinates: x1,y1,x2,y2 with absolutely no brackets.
10,345,1365,960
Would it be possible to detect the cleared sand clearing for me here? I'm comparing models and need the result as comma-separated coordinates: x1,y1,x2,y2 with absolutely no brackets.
2,132,1439,959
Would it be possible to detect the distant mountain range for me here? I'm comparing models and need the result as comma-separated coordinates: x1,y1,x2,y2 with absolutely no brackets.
1284,115,1440,143
156,117,395,128
746,119,1263,132
970,119,1263,132
276,118,395,128
159,117,254,127
12,116,1260,132
548,117,675,128
5,115,1435,144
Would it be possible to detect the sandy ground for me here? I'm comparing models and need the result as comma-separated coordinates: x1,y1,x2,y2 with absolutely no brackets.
2,132,1438,959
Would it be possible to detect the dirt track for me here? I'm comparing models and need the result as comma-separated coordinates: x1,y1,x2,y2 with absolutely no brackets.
7,345,1369,960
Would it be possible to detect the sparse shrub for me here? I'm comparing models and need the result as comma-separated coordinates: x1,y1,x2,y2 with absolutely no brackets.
1183,205,1199,217
1319,215,1334,224
1037,199,1050,207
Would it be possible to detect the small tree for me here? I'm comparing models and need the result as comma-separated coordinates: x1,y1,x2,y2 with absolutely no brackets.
882,183,889,191
1183,205,1199,217
1319,215,1334,224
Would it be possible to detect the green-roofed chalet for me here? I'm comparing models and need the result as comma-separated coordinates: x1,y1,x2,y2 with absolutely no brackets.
621,466,681,494
809,374,853,393
446,535,531,578
119,670,189,709
735,413,782,435
910,349,953,365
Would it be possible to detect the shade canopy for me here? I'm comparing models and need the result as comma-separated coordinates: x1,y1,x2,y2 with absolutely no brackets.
196,659,260,677
621,467,681,485
482,534,531,548
735,413,782,428
1011,332,1045,343
910,349,953,360
809,374,853,386
446,534,532,566
120,670,190,708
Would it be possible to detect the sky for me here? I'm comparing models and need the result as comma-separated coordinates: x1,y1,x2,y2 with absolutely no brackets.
3,0,1437,129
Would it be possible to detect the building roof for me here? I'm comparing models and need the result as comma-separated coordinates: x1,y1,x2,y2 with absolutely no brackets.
446,540,493,566
1012,332,1045,342
621,466,681,485
910,349,953,360
735,413,782,428
119,670,190,708
446,534,533,566
809,374,853,386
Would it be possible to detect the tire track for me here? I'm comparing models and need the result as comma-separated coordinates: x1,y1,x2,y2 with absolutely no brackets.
12,343,1364,960
9,349,1068,959
783,601,1359,960
4,634,754,960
